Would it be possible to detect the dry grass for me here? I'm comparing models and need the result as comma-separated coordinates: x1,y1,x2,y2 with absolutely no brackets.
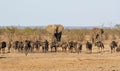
0,26,120,42
0,26,120,71
1,44,120,71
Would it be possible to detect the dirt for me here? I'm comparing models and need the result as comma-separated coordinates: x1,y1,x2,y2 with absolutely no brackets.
0,44,120,71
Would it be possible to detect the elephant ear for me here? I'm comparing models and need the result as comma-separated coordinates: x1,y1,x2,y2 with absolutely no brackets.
100,29,104,34
57,24,64,33
46,25,57,34
46,24,64,34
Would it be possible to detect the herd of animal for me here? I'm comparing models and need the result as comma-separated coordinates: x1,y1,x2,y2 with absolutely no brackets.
0,39,120,56
2,25,116,56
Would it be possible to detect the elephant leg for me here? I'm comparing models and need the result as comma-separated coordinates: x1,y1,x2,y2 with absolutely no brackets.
98,47,100,53
7,46,11,53
111,47,113,53
30,47,33,53
78,48,81,54
47,47,49,52
51,47,53,52
75,47,78,53
102,47,104,53
69,47,72,53
55,47,57,52
62,47,64,52
37,47,40,52
24,47,29,56
101,47,103,53
71,47,74,53
35,47,39,52
42,47,44,53
70,47,72,53
0,48,1,54
45,46,48,53
64,47,67,52
114,48,116,53
90,50,92,54
2,48,5,54
18,48,20,52
21,47,24,53
80,47,82,53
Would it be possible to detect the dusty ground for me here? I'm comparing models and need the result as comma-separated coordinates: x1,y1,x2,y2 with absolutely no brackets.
0,45,120,71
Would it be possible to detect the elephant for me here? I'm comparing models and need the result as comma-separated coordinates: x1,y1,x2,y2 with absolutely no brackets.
76,42,82,54
68,40,78,53
68,40,75,53
18,41,24,53
86,41,92,53
0,41,7,54
50,41,58,52
7,41,12,53
12,41,19,50
116,42,120,52
110,40,118,53
32,40,41,52
95,41,104,53
61,41,68,52
24,40,32,56
68,41,82,53
90,28,104,44
41,40,49,53
46,24,64,42
12,40,24,53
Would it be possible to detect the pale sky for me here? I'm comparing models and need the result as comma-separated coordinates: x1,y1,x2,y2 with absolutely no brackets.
0,0,120,27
